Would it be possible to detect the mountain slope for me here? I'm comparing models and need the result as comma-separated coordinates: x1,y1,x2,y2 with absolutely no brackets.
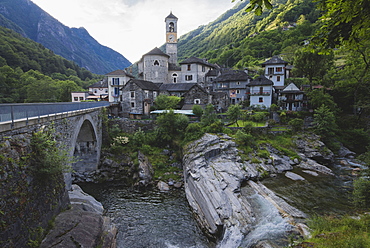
0,0,131,75
177,0,320,68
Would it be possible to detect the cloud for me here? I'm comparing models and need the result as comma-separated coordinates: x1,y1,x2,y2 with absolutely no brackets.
32,0,236,63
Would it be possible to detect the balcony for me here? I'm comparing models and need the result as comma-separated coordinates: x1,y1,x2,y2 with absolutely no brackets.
249,90,271,96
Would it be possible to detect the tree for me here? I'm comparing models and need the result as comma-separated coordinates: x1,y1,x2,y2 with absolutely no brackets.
156,110,189,148
154,94,181,110
192,105,204,118
233,0,272,15
312,104,337,140
201,104,218,127
226,104,242,127
293,48,334,88
307,89,337,112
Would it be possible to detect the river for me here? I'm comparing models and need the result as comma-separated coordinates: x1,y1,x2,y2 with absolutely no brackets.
78,158,355,248
79,183,212,248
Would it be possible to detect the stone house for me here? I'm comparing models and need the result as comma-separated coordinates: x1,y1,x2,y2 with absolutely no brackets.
213,69,251,105
248,75,274,108
262,55,289,94
179,57,216,86
121,79,160,117
158,83,209,109
87,79,108,101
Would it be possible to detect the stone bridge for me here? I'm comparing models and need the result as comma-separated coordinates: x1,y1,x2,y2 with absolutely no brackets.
0,102,109,188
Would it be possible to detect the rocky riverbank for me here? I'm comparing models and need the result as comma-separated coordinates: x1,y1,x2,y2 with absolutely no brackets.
182,133,355,247
40,184,117,248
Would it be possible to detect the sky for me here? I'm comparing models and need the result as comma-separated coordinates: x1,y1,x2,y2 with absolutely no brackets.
31,0,238,64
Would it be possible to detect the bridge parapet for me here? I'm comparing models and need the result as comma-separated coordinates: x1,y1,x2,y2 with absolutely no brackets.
0,102,109,133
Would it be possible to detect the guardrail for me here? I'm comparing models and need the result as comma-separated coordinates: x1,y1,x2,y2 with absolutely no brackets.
0,102,110,127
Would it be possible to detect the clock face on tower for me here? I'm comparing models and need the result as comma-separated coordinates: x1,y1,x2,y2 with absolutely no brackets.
168,34,176,43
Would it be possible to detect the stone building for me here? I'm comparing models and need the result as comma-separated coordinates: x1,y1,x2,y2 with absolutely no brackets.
248,75,274,108
212,69,251,105
121,79,160,117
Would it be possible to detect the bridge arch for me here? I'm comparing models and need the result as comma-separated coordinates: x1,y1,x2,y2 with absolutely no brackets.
70,114,101,173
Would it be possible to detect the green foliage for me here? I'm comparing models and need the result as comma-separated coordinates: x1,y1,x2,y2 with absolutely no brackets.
192,105,204,118
226,104,242,126
352,177,370,208
257,149,270,159
234,130,256,147
312,105,338,140
183,122,205,144
304,215,370,247
154,95,181,110
201,104,218,127
307,89,337,112
288,118,304,132
156,110,189,148
29,128,72,180
250,112,268,123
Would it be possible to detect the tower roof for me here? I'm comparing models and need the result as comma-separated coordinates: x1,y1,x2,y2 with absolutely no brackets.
166,12,178,20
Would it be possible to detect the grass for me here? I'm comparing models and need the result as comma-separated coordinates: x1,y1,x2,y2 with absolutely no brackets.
228,120,266,127
299,215,370,248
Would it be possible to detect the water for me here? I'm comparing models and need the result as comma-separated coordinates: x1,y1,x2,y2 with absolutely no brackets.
261,165,354,217
78,183,211,248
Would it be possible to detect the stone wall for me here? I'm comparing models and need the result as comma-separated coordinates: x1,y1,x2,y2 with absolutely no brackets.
110,118,155,134
0,131,69,247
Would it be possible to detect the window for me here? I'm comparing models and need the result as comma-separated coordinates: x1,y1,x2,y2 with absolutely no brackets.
185,75,193,81
74,97,78,101
202,66,205,72
172,73,178,83
194,99,200,104
187,64,191,71
131,102,135,108
114,87,119,96
105,89,108,93
276,67,283,72
154,60,159,66
94,90,97,93
144,90,149,98
153,91,157,99
268,68,274,74
259,97,263,102
236,82,240,85
112,78,120,85
79,97,84,101
277,76,281,81
236,90,240,94
259,87,263,94
130,91,135,98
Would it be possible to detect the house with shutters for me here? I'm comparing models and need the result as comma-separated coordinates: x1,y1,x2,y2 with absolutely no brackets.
248,75,274,108
106,69,134,102
179,57,216,87
280,83,306,111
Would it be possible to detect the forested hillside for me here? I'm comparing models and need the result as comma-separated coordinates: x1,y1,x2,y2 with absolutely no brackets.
177,0,320,68
0,26,102,103
0,0,131,75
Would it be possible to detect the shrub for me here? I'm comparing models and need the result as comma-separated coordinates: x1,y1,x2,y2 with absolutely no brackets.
353,177,370,208
235,130,256,147
184,122,205,143
288,118,304,132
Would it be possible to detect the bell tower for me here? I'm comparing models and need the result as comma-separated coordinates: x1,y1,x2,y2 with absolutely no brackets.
165,12,178,65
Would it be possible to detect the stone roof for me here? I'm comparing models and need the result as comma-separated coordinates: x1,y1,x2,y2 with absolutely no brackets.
214,70,251,82
179,56,216,68
261,55,288,66
159,83,198,92
206,69,220,77
248,75,273,86
166,12,178,20
143,47,170,58
88,80,108,88
129,79,160,91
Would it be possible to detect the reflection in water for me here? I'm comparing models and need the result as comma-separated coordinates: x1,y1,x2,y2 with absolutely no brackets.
79,184,211,248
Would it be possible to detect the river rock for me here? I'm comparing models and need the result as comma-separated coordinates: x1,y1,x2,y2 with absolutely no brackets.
285,172,305,181
293,134,334,163
183,133,253,246
157,181,170,191
136,151,154,188
337,144,356,158
297,156,334,176
302,170,319,176
41,184,117,248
